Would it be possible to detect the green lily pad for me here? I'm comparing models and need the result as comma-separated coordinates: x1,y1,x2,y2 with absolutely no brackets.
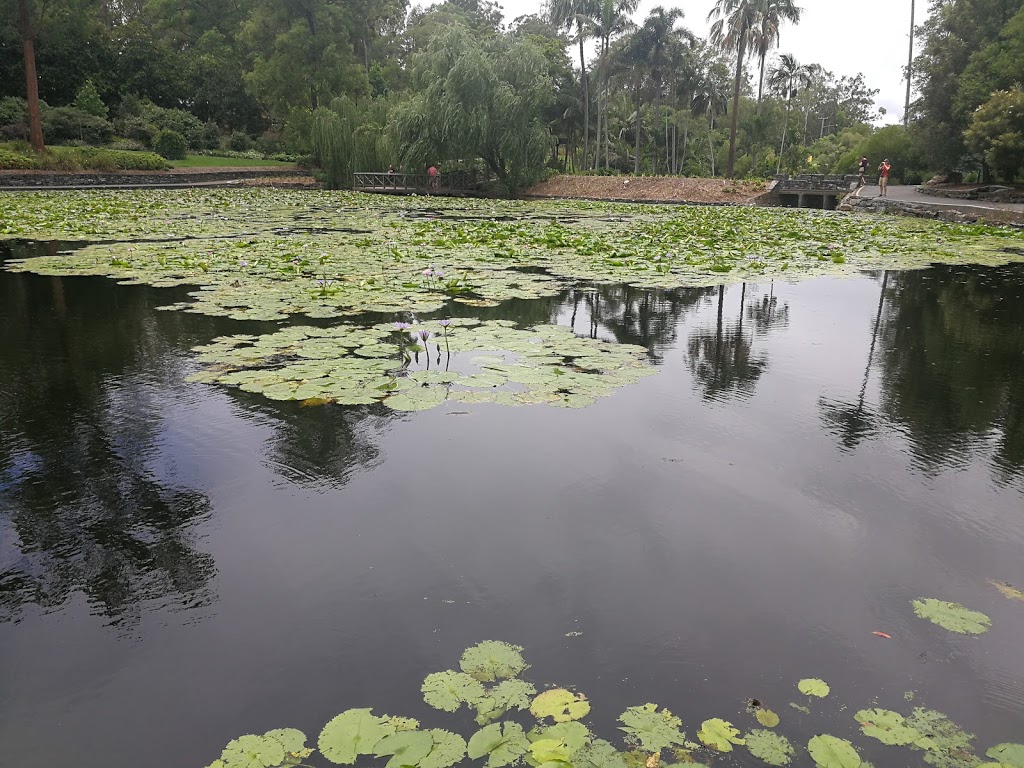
220,734,286,768
807,735,861,768
746,730,796,766
617,704,687,752
468,722,530,768
755,709,780,728
420,730,467,768
574,739,628,768
696,719,745,752
531,689,591,723
798,679,831,698
913,599,992,635
854,708,928,746
475,679,537,724
422,670,487,712
987,744,1024,767
375,731,435,768
461,641,529,682
318,709,391,765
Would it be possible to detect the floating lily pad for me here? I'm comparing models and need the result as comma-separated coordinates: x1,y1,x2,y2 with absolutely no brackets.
375,731,435,768
798,679,831,698
468,722,531,768
807,735,861,768
421,730,467,768
461,641,529,682
617,704,687,752
987,744,1024,767
746,730,795,766
854,708,929,747
912,599,992,635
989,581,1024,603
531,689,591,723
475,679,537,724
422,670,487,712
220,734,286,768
696,719,745,752
318,709,392,765
755,708,780,728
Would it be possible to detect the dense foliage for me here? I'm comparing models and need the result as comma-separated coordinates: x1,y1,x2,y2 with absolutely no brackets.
1,0,1021,182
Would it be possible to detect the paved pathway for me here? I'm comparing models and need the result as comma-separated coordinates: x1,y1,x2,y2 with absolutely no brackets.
857,184,1024,214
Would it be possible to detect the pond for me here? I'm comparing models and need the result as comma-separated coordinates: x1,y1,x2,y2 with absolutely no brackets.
0,193,1023,768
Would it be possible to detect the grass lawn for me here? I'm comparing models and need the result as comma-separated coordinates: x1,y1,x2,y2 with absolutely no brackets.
170,154,296,168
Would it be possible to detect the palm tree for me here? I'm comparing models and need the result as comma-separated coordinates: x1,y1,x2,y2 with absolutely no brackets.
590,0,637,168
707,0,759,178
768,52,813,173
635,7,689,174
691,54,730,176
550,0,599,170
751,0,802,107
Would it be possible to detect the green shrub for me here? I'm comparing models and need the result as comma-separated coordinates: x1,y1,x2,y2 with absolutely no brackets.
112,115,157,146
198,122,221,150
0,97,28,141
107,138,148,152
139,102,205,148
228,130,255,151
42,106,113,145
153,129,187,160
73,80,107,119
0,147,35,169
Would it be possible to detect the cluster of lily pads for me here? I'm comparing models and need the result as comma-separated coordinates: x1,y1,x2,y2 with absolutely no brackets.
186,318,657,410
3,190,1023,325
204,640,1023,768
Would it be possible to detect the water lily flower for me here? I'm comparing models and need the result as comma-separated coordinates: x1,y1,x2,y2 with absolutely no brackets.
435,269,445,278
394,322,410,330
419,329,431,341
239,260,249,267
292,258,301,265
423,268,433,277
439,319,451,327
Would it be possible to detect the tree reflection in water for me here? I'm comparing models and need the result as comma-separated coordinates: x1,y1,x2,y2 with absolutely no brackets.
820,264,1024,486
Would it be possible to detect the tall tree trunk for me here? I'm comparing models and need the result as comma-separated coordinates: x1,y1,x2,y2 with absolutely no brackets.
708,114,716,177
757,52,766,106
653,79,660,174
904,0,915,126
579,32,589,171
777,98,791,174
634,84,641,175
726,40,746,179
18,0,44,153
681,113,690,175
604,60,611,169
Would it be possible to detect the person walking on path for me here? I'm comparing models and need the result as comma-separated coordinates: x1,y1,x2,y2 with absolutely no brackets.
427,163,439,194
858,156,869,187
877,159,892,196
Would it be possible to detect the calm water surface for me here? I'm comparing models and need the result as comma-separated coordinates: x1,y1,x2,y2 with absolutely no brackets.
1,240,1023,768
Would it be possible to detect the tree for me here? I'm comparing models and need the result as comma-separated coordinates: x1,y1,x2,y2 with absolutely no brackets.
635,7,689,174
751,0,801,106
550,0,597,170
395,25,553,194
964,87,1024,181
590,0,637,169
708,0,760,178
9,0,44,151
768,53,812,172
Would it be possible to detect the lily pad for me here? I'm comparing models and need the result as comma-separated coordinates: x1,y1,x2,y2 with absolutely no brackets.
476,679,538,724
617,705,687,752
746,730,796,766
696,719,745,752
461,641,529,682
318,709,392,765
220,734,286,768
912,599,992,635
755,709,780,728
468,722,530,768
422,670,487,712
986,745,1024,767
375,731,435,768
854,708,929,747
574,740,628,768
531,689,591,723
988,581,1024,603
807,735,861,768
798,679,831,698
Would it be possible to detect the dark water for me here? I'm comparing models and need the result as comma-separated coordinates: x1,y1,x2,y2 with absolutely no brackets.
1,241,1023,768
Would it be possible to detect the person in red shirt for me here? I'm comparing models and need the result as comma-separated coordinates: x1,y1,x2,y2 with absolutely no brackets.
877,159,892,196
427,163,439,193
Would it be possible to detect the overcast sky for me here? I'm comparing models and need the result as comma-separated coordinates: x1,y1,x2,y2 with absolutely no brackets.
417,0,922,124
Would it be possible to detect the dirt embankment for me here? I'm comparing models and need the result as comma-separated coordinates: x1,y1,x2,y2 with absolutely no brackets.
524,175,773,205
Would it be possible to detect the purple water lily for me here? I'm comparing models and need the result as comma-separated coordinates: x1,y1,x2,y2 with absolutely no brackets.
418,329,431,341
439,319,451,327
394,321,411,330
239,260,249,267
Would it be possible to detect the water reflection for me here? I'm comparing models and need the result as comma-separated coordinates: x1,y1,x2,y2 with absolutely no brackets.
816,265,1024,485
685,284,768,401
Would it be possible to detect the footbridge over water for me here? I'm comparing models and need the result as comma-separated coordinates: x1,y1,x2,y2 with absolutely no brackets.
773,174,875,210
353,171,486,197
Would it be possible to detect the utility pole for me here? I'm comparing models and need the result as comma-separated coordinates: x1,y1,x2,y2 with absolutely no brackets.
904,0,915,126
818,116,828,138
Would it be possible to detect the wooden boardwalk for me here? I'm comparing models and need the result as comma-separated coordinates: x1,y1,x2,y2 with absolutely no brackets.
353,171,484,197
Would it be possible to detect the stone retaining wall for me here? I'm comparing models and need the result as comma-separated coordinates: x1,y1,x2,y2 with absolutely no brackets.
841,194,1023,229
917,185,1024,204
0,169,306,188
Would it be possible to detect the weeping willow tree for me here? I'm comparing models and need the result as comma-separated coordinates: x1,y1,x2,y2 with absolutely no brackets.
394,25,553,195
312,96,396,188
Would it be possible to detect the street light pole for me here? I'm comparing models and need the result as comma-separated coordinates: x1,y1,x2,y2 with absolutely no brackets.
904,0,915,126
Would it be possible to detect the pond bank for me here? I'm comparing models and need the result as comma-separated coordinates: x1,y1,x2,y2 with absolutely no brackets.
843,189,1024,228
0,168,313,190
524,175,773,205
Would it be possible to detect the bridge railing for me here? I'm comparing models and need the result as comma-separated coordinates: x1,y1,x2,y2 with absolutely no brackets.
353,170,487,194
